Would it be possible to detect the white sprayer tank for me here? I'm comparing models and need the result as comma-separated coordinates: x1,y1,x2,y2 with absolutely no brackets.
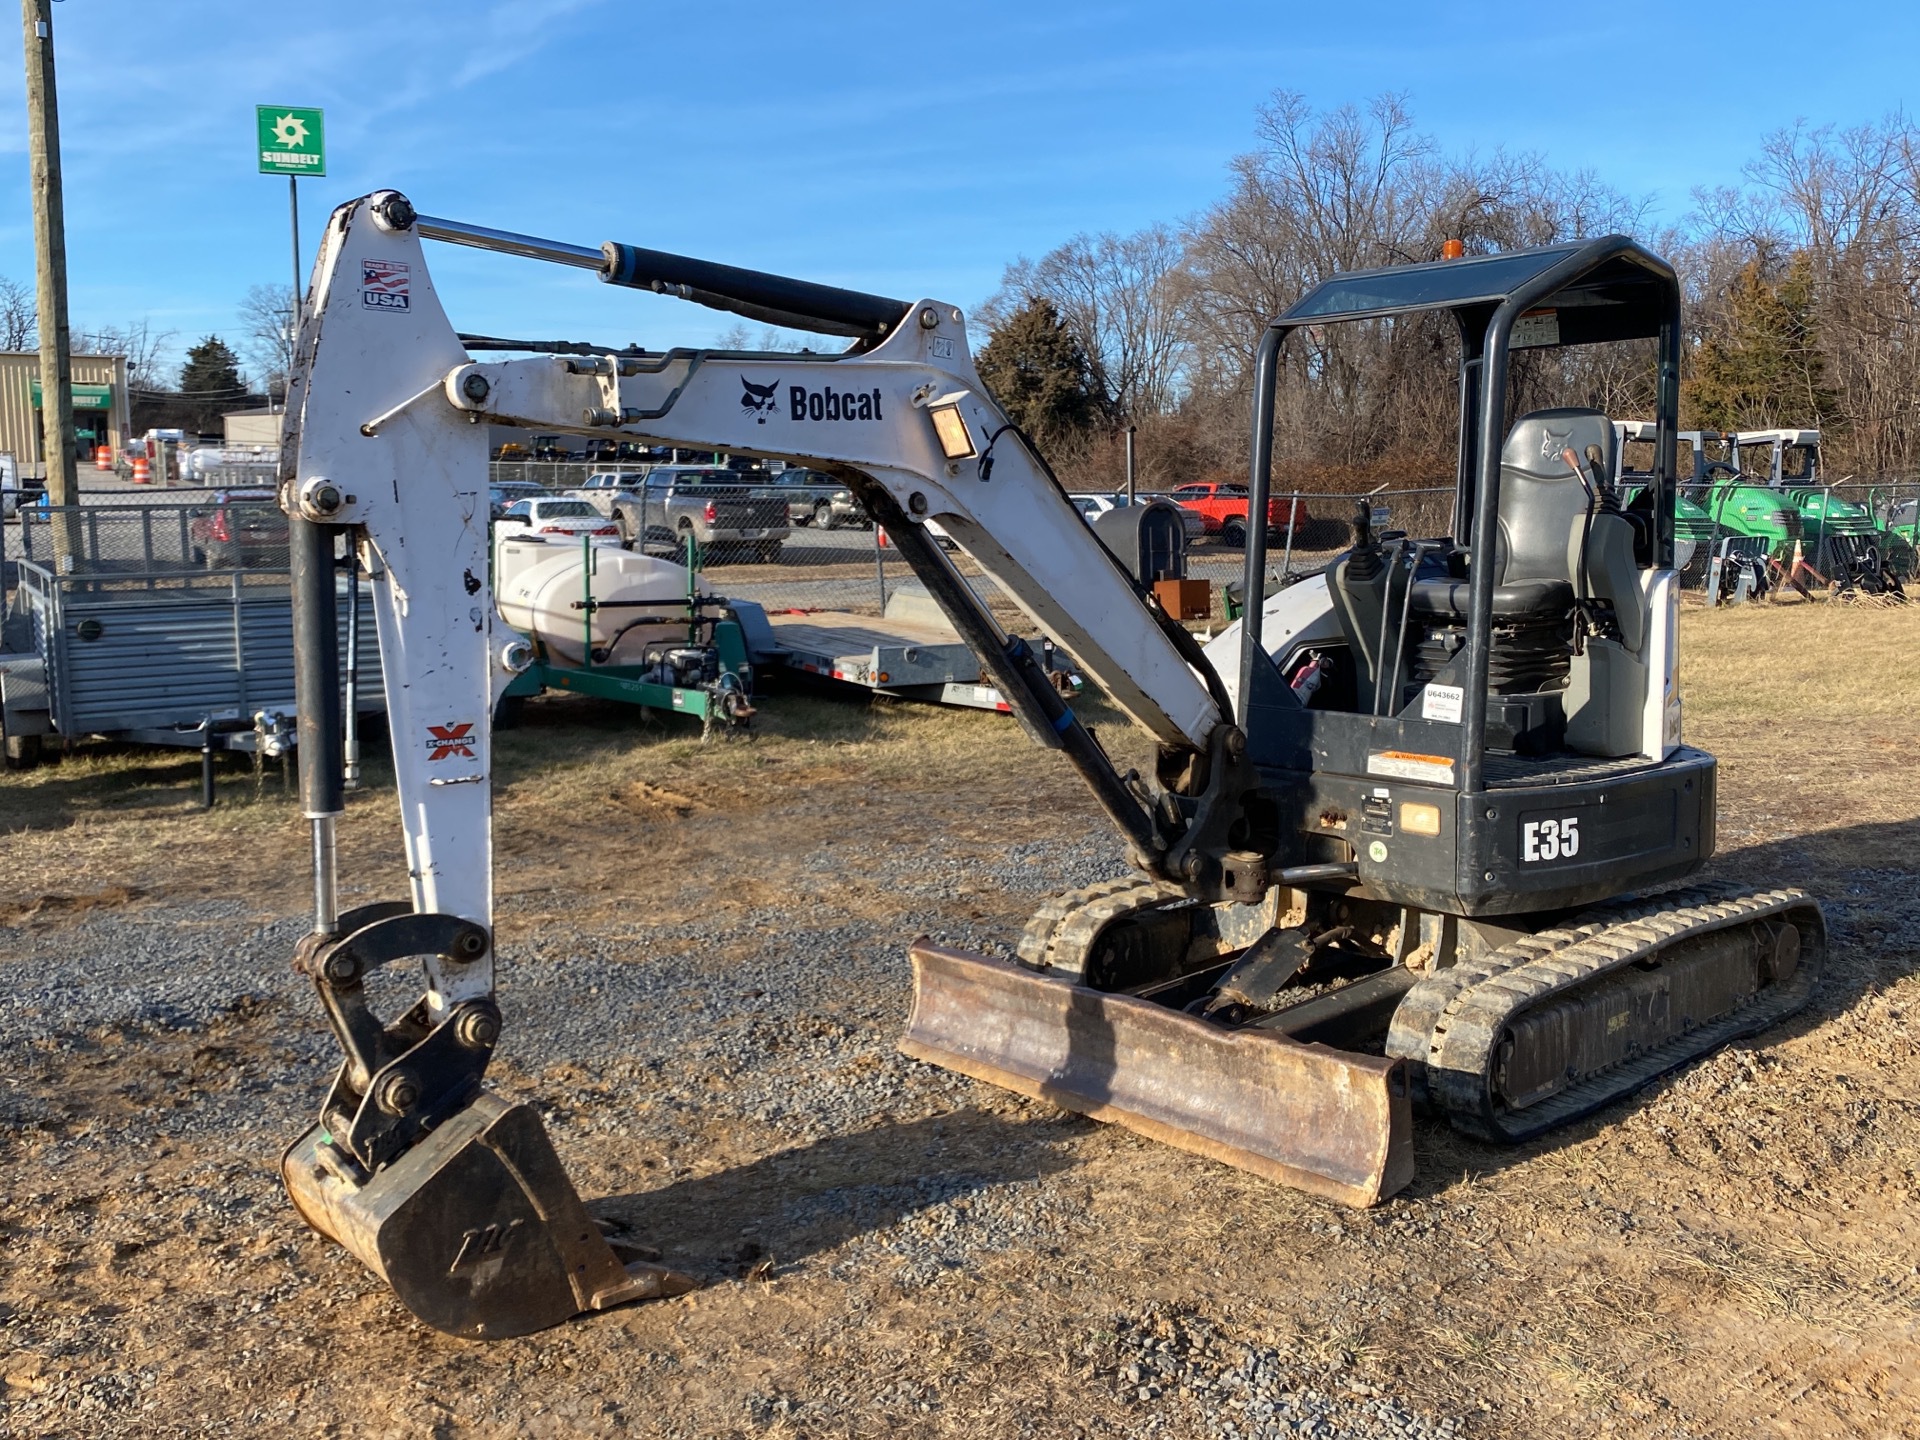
496,536,708,667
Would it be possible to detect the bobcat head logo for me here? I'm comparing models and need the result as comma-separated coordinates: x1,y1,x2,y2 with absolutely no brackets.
740,376,779,424
1539,426,1574,463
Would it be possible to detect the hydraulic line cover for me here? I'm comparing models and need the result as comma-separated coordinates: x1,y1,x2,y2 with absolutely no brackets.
900,943,1415,1207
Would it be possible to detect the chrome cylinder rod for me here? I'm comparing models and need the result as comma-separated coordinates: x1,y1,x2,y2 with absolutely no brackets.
414,214,602,270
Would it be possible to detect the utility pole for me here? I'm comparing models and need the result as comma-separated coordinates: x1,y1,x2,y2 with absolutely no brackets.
21,0,76,508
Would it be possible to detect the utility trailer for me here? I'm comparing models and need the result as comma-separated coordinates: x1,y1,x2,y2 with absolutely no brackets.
0,504,381,777
760,593,1020,712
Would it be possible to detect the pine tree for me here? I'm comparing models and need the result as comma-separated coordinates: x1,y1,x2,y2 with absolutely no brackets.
975,298,1107,455
177,335,248,432
178,335,245,397
1684,253,1836,433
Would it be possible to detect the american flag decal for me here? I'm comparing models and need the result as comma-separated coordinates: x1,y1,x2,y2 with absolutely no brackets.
362,259,411,310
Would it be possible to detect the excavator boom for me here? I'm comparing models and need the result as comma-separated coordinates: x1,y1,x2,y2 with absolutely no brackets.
279,192,1256,1336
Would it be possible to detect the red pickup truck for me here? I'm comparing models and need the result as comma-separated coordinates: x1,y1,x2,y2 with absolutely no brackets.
1167,482,1308,546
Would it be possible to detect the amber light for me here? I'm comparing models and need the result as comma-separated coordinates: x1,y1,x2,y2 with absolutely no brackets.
929,404,976,460
1441,239,1465,260
1400,801,1443,837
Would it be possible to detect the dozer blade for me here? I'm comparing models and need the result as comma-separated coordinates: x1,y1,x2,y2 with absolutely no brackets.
283,1090,694,1339
900,943,1414,1207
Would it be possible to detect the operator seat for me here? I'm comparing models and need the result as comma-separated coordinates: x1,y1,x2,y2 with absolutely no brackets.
1325,407,1648,729
1407,407,1643,651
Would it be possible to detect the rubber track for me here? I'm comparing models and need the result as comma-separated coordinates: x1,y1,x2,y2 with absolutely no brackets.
1015,876,1192,980
1391,883,1823,1143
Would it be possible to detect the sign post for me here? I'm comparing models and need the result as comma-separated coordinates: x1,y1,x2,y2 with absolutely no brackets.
257,106,326,395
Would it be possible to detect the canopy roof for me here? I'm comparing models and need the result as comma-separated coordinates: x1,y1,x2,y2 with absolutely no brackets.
1278,237,1676,347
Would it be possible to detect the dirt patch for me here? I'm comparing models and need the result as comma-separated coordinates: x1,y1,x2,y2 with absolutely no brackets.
0,884,144,928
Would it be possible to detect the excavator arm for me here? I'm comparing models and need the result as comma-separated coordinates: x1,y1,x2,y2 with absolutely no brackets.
277,192,1255,1337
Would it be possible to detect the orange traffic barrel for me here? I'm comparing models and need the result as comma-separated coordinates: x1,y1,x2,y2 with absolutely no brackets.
131,455,150,485
94,445,112,471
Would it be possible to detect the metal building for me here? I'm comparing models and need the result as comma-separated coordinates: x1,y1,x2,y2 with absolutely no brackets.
0,351,132,479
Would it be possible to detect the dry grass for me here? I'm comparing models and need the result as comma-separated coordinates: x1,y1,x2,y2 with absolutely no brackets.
1679,599,1920,725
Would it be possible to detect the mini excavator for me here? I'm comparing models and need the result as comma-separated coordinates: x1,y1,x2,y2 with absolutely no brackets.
278,192,1823,1338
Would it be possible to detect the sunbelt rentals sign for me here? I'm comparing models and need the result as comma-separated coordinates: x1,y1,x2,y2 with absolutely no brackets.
257,106,325,176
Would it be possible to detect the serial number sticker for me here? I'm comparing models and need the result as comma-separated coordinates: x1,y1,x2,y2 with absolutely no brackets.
1521,815,1581,862
1421,683,1464,724
1366,750,1455,786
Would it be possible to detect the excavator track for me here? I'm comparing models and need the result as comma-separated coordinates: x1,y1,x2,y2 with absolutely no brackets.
1015,875,1193,980
1388,883,1824,1143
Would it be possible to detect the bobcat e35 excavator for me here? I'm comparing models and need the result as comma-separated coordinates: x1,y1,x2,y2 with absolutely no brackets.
278,191,1823,1339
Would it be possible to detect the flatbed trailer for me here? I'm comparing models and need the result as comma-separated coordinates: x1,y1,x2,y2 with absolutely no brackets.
761,607,1017,712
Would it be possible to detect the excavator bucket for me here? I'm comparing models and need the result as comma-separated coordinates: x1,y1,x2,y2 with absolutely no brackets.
900,943,1415,1207
283,1090,693,1339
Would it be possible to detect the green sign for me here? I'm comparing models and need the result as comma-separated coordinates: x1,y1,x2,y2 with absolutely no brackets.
30,380,114,408
257,105,325,176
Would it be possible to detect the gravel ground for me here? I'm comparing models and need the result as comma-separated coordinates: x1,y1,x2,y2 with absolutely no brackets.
0,816,1476,1440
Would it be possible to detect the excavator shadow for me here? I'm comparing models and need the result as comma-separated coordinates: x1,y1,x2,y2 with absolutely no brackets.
588,1107,1084,1280
1395,816,1920,1199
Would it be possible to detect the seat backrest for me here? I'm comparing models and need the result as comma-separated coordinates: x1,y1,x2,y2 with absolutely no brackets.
1495,408,1616,584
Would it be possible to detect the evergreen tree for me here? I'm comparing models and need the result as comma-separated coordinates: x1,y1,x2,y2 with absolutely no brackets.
177,335,248,432
178,335,245,397
975,298,1107,456
1684,253,1836,434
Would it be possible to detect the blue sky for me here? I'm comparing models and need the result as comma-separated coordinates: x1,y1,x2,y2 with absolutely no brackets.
1,0,1911,382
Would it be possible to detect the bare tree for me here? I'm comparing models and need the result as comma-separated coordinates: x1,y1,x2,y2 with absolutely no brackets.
74,319,176,388
0,274,34,351
238,283,299,402
984,225,1191,419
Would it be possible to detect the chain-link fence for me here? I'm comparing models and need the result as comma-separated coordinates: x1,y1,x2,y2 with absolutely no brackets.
489,476,1463,633
12,499,290,585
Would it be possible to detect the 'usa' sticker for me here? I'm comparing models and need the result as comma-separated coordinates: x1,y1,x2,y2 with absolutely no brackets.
362,259,410,311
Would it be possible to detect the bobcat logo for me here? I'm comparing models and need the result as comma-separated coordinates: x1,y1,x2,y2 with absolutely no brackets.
740,376,780,424
1539,426,1574,463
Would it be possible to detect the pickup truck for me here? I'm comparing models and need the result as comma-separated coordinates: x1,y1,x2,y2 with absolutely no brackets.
610,467,790,564
567,470,649,515
1167,482,1308,546
765,467,866,529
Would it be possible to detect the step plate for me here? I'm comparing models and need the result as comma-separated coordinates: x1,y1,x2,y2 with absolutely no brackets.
900,942,1414,1207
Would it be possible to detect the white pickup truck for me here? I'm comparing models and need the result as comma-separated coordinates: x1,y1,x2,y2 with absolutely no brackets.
566,470,649,515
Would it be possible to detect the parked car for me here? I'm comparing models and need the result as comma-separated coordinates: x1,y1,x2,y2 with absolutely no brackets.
187,488,290,569
490,480,549,519
610,467,790,564
494,496,621,541
1167,482,1307,546
1072,491,1206,543
568,471,650,515
766,468,865,529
